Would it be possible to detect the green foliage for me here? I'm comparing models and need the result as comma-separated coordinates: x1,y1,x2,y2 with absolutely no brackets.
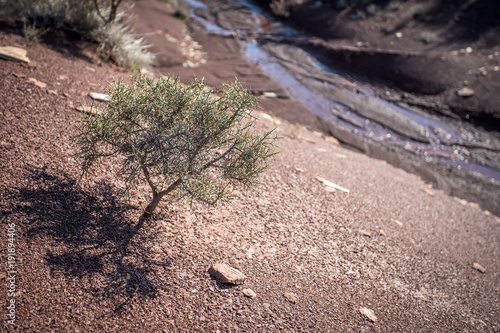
3,0,154,71
23,20,49,45
174,7,189,21
73,75,277,217
270,0,290,18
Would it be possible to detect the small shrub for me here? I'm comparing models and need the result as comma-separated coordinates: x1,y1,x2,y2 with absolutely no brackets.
174,7,189,21
23,20,49,45
3,0,154,71
73,75,277,218
270,0,290,18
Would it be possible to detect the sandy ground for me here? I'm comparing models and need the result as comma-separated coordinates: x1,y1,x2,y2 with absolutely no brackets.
1,1,500,332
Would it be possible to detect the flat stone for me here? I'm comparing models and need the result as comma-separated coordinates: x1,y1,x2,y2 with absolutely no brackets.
88,92,110,102
457,87,475,97
359,307,377,322
283,292,298,304
0,46,30,63
208,263,246,285
242,288,256,298
27,77,47,89
359,229,372,237
473,262,486,273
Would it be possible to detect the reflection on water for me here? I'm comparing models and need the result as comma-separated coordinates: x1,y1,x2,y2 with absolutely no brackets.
186,0,500,185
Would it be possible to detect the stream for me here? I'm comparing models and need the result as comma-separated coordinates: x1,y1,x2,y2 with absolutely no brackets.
183,0,500,214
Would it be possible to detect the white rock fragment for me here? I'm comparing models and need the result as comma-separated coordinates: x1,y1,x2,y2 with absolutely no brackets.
359,307,378,322
473,262,486,273
358,229,372,237
88,92,110,102
457,87,475,97
316,177,350,193
263,92,278,98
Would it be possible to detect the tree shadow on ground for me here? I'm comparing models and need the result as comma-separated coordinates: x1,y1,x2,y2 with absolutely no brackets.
5,167,170,313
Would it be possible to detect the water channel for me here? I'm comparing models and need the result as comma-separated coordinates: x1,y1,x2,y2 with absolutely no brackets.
184,0,500,214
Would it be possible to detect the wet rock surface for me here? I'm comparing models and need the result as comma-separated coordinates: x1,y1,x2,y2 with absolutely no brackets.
179,0,500,215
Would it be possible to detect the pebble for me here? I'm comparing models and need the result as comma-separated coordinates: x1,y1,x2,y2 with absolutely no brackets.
422,188,435,197
457,87,475,97
208,263,246,285
283,292,298,304
359,307,378,322
395,32,403,38
473,262,486,273
263,92,278,98
242,288,256,298
358,229,372,237
465,47,473,54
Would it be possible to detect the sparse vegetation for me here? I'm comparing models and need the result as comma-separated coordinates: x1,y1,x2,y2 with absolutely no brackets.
174,7,189,21
22,20,49,45
270,0,290,18
73,75,277,218
1,0,154,71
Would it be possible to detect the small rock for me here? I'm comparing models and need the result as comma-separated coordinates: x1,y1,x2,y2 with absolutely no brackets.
27,77,47,89
473,262,486,273
295,167,305,173
485,210,491,216
88,92,110,102
13,73,26,78
325,136,340,145
359,307,377,322
422,188,435,197
76,105,101,115
85,66,95,72
208,263,246,285
395,32,403,38
263,92,278,98
457,87,475,97
304,138,317,145
0,46,30,63
478,67,488,76
358,229,372,237
465,47,473,54
379,229,387,236
284,292,298,304
58,74,69,80
63,92,71,98
47,89,57,95
242,288,256,298
393,219,404,226
494,66,499,72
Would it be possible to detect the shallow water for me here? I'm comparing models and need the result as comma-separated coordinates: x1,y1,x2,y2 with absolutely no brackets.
184,0,500,212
